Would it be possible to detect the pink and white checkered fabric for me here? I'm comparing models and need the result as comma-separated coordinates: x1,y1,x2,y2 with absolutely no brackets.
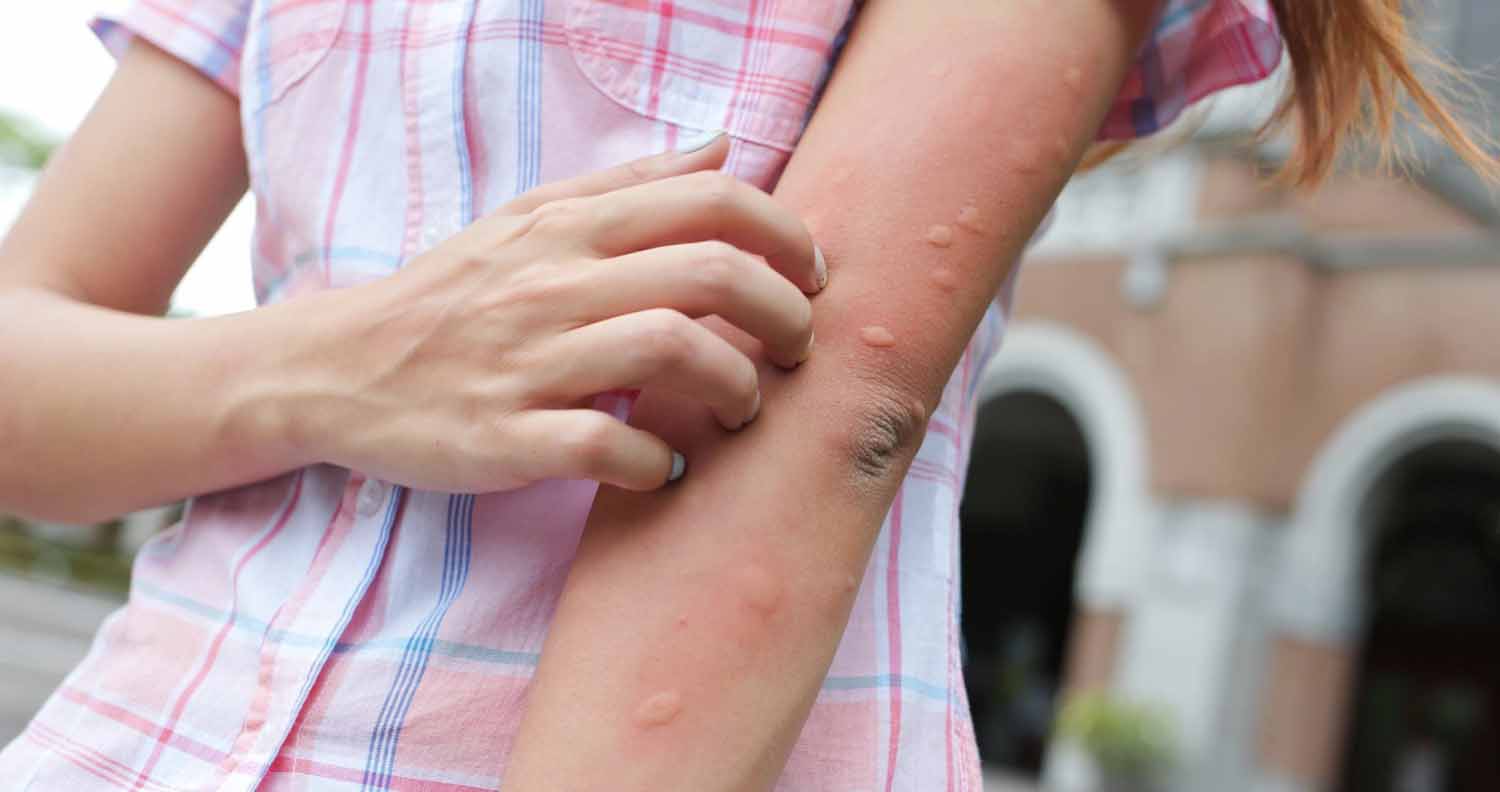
1,1,1279,790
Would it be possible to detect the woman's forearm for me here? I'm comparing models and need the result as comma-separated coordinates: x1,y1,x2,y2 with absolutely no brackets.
0,286,310,523
0,135,831,525
503,0,1163,789
0,39,291,524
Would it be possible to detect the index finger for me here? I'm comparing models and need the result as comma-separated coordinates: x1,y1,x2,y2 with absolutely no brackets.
499,132,730,215
576,170,827,295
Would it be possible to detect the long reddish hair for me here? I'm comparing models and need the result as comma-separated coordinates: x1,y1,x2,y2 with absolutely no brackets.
1269,0,1497,185
1088,1,1497,186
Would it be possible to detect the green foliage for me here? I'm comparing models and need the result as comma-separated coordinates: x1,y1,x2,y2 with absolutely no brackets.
0,520,133,595
1057,692,1177,782
0,109,56,170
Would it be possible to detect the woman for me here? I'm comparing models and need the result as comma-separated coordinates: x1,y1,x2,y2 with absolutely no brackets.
0,0,1488,790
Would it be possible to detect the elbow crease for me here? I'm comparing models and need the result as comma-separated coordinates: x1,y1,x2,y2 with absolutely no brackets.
845,391,930,481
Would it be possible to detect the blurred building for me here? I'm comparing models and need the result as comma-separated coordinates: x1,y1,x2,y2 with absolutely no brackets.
961,5,1500,792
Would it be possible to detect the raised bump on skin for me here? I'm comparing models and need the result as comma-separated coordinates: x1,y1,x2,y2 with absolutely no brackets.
737,563,784,616
633,690,683,728
1011,140,1042,176
930,267,958,293
925,225,954,248
1063,66,1083,93
955,205,985,234
859,326,897,349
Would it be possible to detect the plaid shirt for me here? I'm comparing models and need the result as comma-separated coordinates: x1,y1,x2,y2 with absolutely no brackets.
1,1,1279,789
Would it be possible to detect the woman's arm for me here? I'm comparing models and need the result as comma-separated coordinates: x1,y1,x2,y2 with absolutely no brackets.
1,42,826,524
0,40,268,522
503,1,1165,789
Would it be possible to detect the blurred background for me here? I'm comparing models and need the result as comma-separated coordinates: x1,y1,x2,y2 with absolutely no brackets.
2,3,1498,792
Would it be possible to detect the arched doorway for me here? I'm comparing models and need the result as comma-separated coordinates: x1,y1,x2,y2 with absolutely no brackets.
1265,378,1500,791
960,390,1092,776
1338,440,1500,792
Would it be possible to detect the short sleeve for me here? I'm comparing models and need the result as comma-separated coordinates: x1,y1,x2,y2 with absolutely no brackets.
1097,0,1283,141
90,0,252,97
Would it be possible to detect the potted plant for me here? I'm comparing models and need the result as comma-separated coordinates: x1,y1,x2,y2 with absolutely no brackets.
0,109,55,170
1054,692,1176,792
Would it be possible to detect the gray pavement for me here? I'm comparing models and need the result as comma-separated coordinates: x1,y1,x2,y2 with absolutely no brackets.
0,573,119,745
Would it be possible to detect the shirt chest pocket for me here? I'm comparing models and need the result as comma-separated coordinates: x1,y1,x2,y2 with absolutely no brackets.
243,0,350,111
563,0,854,152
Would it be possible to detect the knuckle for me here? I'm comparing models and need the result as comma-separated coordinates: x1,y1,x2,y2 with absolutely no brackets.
496,353,549,402
636,310,696,366
562,415,619,474
691,243,746,300
454,253,492,276
528,198,589,235
476,420,531,486
625,156,657,182
505,264,580,310
694,170,741,209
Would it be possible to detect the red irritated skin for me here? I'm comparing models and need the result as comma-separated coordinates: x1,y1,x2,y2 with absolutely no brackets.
503,1,1166,791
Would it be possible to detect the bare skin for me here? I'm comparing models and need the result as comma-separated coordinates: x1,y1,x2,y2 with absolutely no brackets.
0,43,825,524
502,1,1166,790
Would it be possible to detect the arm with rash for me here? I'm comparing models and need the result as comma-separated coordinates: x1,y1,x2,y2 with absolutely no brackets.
503,1,1165,789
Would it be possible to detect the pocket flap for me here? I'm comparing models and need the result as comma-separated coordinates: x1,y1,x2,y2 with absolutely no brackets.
563,0,852,151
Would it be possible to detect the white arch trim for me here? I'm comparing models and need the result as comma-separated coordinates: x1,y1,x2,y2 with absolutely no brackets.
976,321,1153,609
1274,376,1500,643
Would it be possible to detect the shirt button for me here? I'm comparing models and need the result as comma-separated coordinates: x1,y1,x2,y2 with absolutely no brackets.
356,478,388,518
421,226,443,248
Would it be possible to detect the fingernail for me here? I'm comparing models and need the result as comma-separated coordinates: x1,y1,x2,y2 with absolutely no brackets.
744,390,762,428
676,130,726,155
799,331,815,365
814,245,828,291
668,451,687,482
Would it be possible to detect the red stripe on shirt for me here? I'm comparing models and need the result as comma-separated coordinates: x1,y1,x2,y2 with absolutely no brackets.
320,0,377,279
644,1,676,118
884,486,905,792
127,472,306,790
